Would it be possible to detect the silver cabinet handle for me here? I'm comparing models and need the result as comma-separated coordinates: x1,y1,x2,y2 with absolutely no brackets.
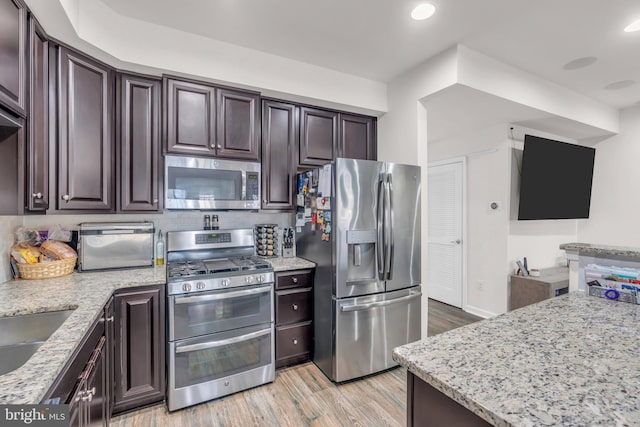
292,304,298,311
32,192,43,199
61,194,70,201
292,339,298,345
176,328,271,353
292,277,298,284
210,143,216,149
174,285,271,304
101,316,114,323
217,144,222,149
340,291,422,312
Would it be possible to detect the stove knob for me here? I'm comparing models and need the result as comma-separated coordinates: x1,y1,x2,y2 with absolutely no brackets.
222,279,230,287
245,276,254,284
256,274,264,283
196,281,205,290
182,283,192,292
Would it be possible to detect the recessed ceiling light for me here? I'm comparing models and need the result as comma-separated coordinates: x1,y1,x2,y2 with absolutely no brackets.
562,56,598,70
604,80,636,90
624,18,640,32
411,3,436,20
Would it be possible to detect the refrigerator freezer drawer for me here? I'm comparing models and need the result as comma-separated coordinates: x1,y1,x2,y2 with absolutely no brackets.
333,286,422,382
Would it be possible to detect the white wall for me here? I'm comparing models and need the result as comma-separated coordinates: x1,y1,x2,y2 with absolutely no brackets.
24,0,387,116
0,217,23,283
578,105,640,246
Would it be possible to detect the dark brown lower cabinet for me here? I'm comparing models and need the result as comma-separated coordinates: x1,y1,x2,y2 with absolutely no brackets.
275,269,314,368
407,372,491,427
113,285,165,414
43,307,110,427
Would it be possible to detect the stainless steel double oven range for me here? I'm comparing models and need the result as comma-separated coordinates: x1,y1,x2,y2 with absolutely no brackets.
165,229,274,412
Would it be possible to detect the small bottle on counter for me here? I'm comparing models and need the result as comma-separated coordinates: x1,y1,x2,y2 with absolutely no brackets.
204,215,211,230
212,215,219,230
156,230,165,266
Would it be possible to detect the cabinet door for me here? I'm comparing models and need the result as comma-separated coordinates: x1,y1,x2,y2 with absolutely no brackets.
261,100,297,210
26,16,49,211
118,73,161,211
58,47,114,210
86,337,107,427
104,298,114,418
0,0,27,116
113,286,165,414
299,106,337,167
164,78,215,155
216,87,260,160
338,113,376,161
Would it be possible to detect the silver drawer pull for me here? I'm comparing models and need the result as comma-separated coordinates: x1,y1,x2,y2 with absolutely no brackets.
292,304,298,311
292,339,298,345
176,328,271,353
175,285,271,304
292,277,298,283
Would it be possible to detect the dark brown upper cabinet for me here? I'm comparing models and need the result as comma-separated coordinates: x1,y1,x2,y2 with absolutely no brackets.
57,46,115,211
113,285,165,414
216,87,260,161
299,106,338,167
338,113,377,161
26,16,49,211
164,77,215,156
261,100,297,210
0,0,27,116
118,73,161,212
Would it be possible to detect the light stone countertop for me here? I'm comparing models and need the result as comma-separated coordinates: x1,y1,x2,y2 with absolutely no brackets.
264,256,315,272
392,293,640,426
560,242,640,260
0,266,166,405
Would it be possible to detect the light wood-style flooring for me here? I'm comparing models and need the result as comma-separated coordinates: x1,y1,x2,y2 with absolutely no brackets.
111,300,482,427
427,298,483,337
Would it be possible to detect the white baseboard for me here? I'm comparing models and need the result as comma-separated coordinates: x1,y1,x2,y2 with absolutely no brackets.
464,304,498,319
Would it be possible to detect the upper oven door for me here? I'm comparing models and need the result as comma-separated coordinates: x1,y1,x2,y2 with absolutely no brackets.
168,283,273,341
165,155,260,210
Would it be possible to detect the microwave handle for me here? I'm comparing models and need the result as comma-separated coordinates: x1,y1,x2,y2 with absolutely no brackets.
175,327,271,354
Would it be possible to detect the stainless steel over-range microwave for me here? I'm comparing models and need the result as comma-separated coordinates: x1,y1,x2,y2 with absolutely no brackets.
165,155,261,210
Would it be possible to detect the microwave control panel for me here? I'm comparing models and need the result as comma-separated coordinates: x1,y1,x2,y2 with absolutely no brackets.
247,173,260,200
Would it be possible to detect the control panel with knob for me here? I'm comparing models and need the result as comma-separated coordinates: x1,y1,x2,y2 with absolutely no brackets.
221,279,230,287
244,276,254,284
256,274,264,283
182,282,192,292
196,281,205,290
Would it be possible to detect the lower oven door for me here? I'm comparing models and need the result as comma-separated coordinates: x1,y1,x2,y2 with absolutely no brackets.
169,283,273,341
168,323,275,411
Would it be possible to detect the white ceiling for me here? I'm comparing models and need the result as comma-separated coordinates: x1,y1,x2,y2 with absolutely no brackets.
99,0,640,110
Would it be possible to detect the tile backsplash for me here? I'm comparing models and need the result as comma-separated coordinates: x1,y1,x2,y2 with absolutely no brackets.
2,210,293,284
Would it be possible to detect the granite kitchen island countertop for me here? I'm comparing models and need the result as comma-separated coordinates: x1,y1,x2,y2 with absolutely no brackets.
560,242,640,260
0,266,166,405
393,293,640,426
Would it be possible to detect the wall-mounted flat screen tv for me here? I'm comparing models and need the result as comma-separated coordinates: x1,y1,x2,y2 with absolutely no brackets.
518,135,595,220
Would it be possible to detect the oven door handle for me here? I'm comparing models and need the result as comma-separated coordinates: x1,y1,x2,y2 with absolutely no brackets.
175,328,272,354
173,285,272,305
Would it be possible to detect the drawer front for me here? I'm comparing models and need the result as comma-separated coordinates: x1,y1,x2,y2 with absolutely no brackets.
276,322,312,362
275,269,313,290
276,288,312,325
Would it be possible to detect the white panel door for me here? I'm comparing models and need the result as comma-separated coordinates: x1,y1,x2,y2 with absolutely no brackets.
427,161,463,307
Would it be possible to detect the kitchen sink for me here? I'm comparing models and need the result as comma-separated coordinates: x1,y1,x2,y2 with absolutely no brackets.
0,309,75,376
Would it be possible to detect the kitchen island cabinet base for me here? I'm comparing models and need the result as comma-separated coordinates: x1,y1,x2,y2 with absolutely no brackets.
407,372,491,427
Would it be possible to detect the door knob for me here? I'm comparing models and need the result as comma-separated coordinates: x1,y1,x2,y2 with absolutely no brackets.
451,239,461,244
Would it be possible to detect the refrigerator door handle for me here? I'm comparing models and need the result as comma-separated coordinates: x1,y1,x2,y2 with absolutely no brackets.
376,175,385,280
385,174,394,280
340,290,422,312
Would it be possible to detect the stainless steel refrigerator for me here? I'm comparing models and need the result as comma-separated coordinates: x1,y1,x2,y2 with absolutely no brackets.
296,158,422,382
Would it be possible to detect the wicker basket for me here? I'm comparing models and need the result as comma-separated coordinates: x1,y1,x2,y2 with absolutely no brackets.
17,257,77,280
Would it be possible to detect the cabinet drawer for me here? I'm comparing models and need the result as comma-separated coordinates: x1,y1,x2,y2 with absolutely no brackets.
275,269,313,290
276,288,312,325
276,322,312,363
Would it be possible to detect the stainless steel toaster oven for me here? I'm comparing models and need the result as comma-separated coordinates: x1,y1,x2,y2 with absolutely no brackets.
78,222,154,271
